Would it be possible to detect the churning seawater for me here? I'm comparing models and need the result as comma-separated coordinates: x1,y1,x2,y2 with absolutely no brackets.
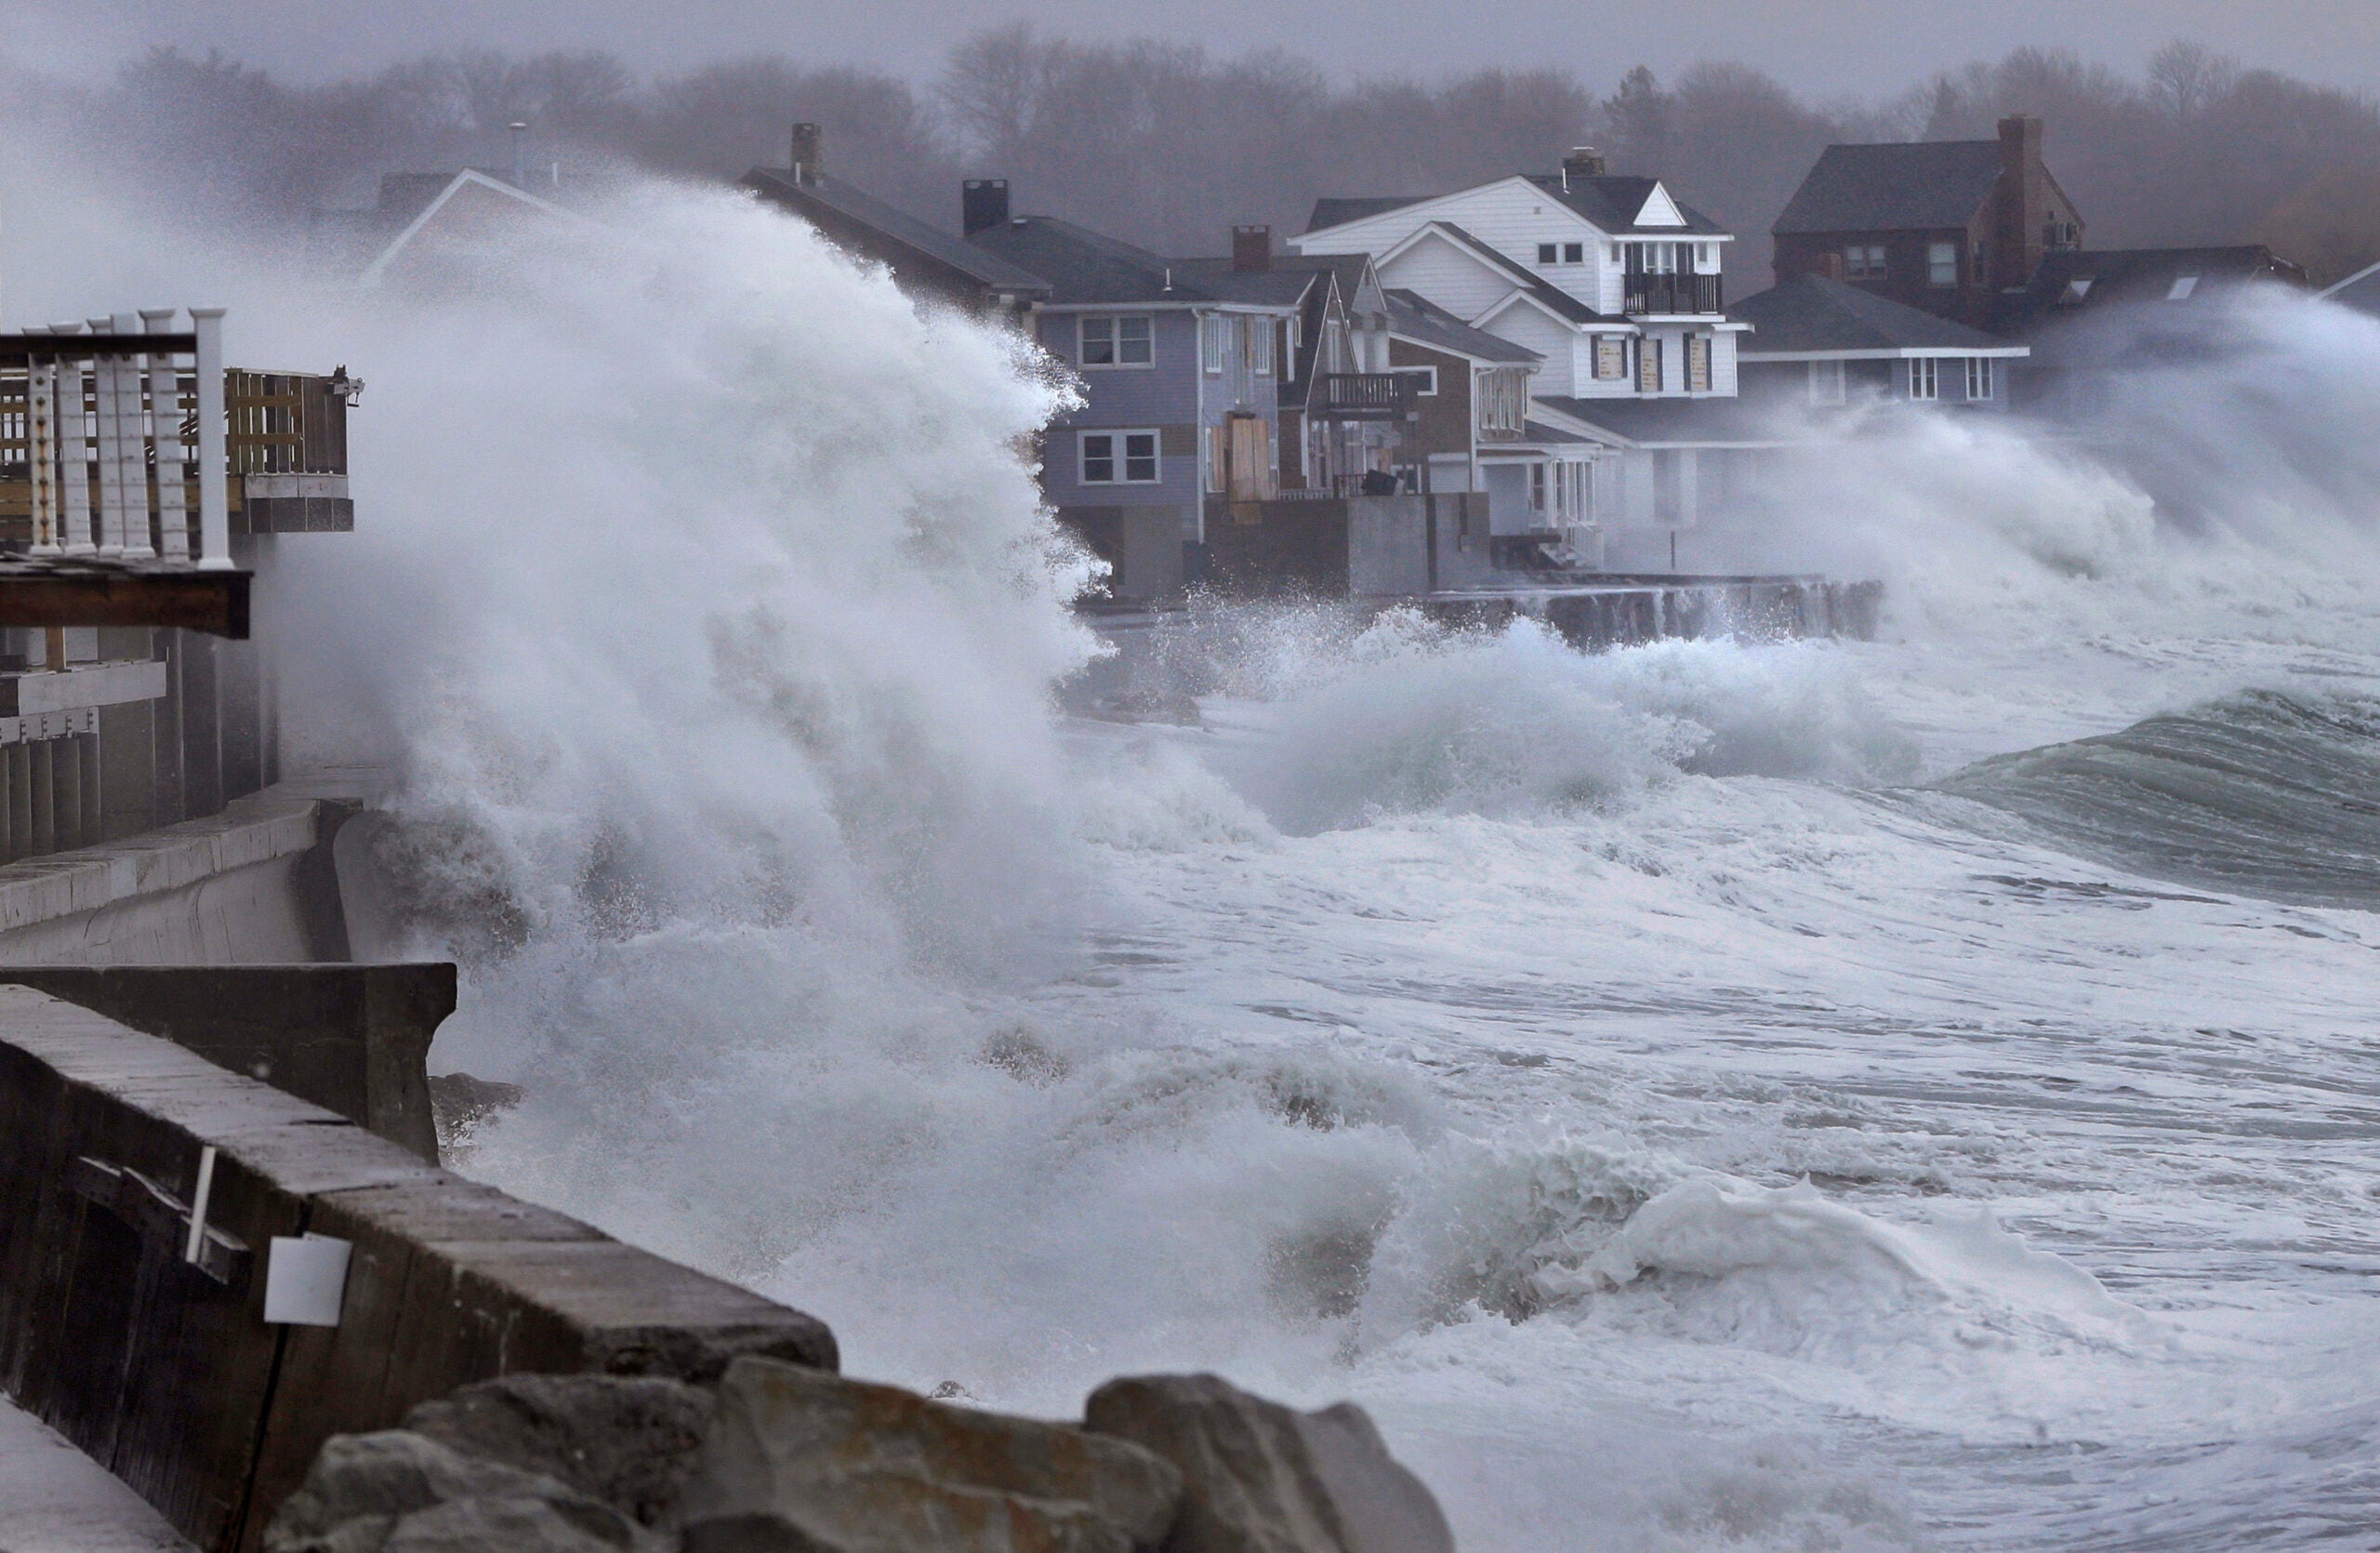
186,183,2377,1548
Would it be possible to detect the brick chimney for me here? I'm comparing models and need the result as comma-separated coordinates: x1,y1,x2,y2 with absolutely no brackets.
1560,146,1606,190
1232,224,1272,272
963,179,1011,236
1993,115,2044,289
789,122,823,184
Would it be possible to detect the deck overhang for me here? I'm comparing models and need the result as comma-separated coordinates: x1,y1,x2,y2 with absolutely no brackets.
0,559,251,638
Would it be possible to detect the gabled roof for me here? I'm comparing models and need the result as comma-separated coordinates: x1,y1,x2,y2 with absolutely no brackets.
2320,259,2380,319
1992,246,2313,335
1309,196,1428,232
1773,140,2006,235
1385,221,1620,328
358,169,581,288
1306,175,1727,241
967,217,1300,308
1731,274,2027,357
1384,288,1541,365
1535,396,1798,448
1518,174,1726,237
746,168,1050,297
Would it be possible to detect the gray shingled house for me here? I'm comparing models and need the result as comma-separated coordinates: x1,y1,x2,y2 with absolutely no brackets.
1731,273,2029,411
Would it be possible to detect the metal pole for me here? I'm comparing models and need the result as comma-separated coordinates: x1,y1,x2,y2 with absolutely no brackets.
52,322,94,555
141,308,189,562
25,327,59,557
89,316,126,555
191,308,231,569
114,312,155,559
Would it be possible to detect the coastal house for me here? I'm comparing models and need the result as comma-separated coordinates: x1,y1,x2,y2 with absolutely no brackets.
964,195,1309,602
312,168,583,289
1990,245,2312,410
1771,116,2081,329
1292,149,1765,563
0,312,356,859
1730,273,2029,411
743,127,1051,318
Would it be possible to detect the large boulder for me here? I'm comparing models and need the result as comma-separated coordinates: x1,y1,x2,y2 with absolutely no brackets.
263,1429,644,1553
403,1374,715,1528
1082,1375,1452,1553
677,1357,1183,1553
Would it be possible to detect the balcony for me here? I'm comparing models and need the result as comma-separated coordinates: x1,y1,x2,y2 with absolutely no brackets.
1623,273,1723,315
1315,373,1417,422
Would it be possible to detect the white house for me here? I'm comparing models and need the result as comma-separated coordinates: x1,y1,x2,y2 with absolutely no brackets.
1291,149,1756,560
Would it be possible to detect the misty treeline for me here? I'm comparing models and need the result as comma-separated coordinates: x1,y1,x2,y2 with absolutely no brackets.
15,28,2380,281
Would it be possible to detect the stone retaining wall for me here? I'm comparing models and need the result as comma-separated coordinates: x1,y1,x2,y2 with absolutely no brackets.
0,987,835,1553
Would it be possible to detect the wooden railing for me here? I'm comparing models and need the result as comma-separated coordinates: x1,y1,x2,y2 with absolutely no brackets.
0,312,352,560
1622,273,1724,314
1316,373,1417,421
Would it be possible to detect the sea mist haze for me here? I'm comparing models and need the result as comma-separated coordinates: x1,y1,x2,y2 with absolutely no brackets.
8,153,2377,1546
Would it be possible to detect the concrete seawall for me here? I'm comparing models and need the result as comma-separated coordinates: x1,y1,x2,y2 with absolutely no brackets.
0,790,354,966
0,988,836,1552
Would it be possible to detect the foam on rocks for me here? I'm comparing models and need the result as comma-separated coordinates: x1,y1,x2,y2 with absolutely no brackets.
1084,1375,1454,1553
263,1363,1457,1553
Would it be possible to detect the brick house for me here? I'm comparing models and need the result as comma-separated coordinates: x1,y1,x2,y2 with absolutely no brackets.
1771,116,2082,328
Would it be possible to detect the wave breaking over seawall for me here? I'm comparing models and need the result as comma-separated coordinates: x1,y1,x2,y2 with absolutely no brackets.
223,186,2380,1552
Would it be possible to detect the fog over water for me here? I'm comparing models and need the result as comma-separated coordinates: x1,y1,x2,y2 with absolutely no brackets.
8,84,2380,1551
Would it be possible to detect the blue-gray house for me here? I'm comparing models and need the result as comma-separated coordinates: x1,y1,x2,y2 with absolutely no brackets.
966,192,1314,602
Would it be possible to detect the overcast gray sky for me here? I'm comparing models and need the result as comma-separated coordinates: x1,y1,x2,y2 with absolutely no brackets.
7,0,2377,100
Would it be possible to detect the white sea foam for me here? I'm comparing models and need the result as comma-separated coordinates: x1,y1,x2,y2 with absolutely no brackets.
15,139,2377,1547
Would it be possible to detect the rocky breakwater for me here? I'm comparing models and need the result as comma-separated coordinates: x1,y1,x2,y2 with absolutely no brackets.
266,1359,1455,1553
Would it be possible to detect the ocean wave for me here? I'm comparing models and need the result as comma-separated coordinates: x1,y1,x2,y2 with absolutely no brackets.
1933,688,2380,909
1210,613,1917,834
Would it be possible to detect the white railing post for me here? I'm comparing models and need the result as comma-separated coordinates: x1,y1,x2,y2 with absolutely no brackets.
52,322,95,555
140,308,185,562
114,311,155,559
26,327,59,557
191,308,231,570
89,315,126,555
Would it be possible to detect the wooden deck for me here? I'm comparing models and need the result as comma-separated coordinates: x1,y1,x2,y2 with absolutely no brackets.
0,558,249,638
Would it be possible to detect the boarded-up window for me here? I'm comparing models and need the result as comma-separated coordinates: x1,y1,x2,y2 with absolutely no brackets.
1594,337,1627,380
1686,335,1712,392
1475,370,1525,436
1638,338,1662,393
1225,415,1275,500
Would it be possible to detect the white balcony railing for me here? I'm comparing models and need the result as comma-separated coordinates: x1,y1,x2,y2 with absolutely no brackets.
3,309,231,568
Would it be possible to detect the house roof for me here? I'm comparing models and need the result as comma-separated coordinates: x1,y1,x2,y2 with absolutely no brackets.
356,169,582,288
746,168,1050,297
1307,175,1726,240
1992,245,2312,334
2320,259,2380,319
1535,395,1797,448
1519,174,1728,237
1169,258,1324,308
1731,274,2025,356
1773,140,2006,235
1384,288,1541,364
1308,196,1428,232
967,217,1299,308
